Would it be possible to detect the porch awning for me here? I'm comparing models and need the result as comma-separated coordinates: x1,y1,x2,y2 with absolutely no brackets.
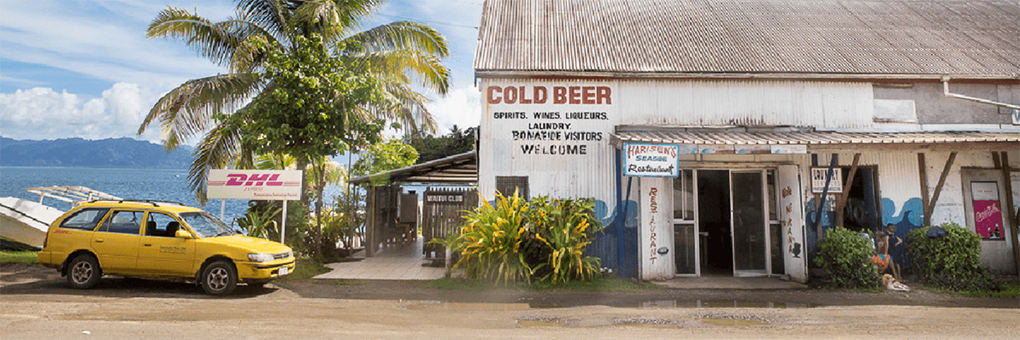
610,128,1020,152
349,151,477,185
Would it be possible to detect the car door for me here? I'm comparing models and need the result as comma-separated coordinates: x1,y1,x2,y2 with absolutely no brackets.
137,212,196,276
90,210,143,275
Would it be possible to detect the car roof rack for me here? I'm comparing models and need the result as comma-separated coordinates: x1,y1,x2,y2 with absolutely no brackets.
90,199,186,207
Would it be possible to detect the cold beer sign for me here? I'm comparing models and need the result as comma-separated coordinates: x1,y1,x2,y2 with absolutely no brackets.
624,143,680,177
207,169,302,200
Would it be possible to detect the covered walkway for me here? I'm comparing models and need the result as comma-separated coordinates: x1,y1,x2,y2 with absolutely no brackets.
314,237,460,280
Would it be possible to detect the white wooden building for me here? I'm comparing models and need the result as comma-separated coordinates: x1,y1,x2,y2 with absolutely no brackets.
473,0,1020,282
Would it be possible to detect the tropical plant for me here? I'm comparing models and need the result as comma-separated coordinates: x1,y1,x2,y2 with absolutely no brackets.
408,125,476,163
812,226,880,289
907,223,1000,291
450,191,605,285
351,138,419,185
453,190,534,285
529,197,603,284
235,203,281,239
140,0,450,203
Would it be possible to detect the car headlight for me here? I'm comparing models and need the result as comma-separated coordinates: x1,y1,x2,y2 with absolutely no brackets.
248,253,274,262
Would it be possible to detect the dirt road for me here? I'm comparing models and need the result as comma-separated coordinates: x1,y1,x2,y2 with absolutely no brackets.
2,263,1017,339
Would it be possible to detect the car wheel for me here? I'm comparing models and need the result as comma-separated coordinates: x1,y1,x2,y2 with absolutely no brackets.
201,261,237,295
67,254,102,289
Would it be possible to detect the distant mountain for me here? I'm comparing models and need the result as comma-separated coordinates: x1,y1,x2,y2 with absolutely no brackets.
0,137,194,168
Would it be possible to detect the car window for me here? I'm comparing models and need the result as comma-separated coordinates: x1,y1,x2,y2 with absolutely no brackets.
99,210,143,235
145,212,181,237
59,208,111,231
179,211,234,238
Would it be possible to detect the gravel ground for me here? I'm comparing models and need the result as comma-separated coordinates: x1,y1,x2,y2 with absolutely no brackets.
2,263,1017,339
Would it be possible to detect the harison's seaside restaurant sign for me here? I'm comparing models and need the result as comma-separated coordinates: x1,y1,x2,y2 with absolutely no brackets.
623,143,680,177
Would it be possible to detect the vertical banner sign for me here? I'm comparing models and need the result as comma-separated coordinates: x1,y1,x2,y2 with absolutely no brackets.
207,170,303,200
971,182,1004,239
623,143,680,177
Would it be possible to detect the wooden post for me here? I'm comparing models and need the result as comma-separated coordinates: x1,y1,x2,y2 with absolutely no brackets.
836,154,861,229
999,151,1019,275
926,152,957,226
365,187,376,257
917,153,931,227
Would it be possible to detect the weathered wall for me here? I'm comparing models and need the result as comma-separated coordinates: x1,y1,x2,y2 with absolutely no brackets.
874,83,1019,125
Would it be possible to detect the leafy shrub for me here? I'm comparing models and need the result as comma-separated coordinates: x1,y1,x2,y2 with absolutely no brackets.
907,223,1000,291
454,190,533,284
236,203,281,239
451,191,604,285
529,196,603,284
812,226,879,288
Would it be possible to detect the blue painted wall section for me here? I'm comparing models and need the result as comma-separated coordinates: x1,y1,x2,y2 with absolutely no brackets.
881,197,923,268
806,196,923,268
590,199,639,278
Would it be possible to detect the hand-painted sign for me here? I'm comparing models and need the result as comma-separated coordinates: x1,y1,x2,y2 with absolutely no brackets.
207,169,302,200
624,143,680,177
811,167,843,193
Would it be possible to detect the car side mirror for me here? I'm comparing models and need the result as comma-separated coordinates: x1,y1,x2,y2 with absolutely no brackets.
175,229,193,239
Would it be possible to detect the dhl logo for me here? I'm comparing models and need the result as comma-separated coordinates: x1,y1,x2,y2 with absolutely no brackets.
208,174,301,187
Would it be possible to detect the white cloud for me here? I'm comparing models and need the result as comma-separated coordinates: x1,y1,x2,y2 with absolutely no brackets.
0,83,160,141
426,84,481,134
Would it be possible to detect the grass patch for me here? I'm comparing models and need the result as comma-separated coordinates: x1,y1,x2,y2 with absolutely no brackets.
422,276,658,293
276,257,331,283
0,250,38,263
923,281,1019,298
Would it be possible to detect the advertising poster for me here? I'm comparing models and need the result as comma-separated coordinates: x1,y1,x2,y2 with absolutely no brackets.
971,182,1003,239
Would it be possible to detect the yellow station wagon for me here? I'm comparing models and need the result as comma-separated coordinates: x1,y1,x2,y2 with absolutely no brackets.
37,200,295,295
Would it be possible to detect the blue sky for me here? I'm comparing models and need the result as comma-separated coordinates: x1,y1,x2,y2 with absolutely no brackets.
0,0,483,143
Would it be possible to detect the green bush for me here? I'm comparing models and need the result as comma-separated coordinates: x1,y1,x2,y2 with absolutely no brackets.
907,223,1000,291
528,196,603,284
451,191,604,285
812,226,879,288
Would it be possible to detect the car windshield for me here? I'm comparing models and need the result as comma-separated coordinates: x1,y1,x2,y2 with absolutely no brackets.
180,212,234,238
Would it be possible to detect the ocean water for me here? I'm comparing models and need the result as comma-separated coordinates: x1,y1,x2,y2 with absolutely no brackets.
1,166,252,226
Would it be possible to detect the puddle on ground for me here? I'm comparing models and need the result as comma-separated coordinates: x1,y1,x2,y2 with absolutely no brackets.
614,320,680,329
699,317,770,326
641,300,815,309
406,302,531,312
517,319,568,328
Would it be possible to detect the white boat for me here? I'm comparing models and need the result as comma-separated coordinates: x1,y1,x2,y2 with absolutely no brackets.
0,197,65,249
1,186,121,249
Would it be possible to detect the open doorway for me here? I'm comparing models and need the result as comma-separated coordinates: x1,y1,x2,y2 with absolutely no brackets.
698,170,732,275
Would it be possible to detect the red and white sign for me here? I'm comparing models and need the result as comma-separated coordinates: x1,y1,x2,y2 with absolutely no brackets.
207,170,302,200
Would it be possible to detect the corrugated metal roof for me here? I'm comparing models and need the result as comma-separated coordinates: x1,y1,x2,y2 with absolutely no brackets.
475,0,1020,78
611,129,1020,147
350,151,477,185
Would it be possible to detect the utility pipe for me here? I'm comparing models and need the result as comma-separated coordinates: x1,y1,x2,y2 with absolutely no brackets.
942,76,1020,112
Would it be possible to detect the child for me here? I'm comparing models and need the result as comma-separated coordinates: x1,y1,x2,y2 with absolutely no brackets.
886,224,903,281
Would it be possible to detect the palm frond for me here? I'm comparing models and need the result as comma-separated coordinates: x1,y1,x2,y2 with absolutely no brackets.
237,0,293,46
351,49,450,96
139,73,262,150
148,7,254,67
187,120,246,204
343,21,448,59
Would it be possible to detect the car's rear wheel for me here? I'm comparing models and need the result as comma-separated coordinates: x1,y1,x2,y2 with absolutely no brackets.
67,254,102,289
201,260,237,295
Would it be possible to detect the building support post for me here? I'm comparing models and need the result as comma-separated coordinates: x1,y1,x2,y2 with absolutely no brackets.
925,152,957,227
835,154,861,229
917,154,931,227
998,151,1020,275
815,155,838,243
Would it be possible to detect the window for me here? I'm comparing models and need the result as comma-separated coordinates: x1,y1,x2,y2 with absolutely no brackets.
180,211,233,238
99,211,143,235
496,176,529,200
59,208,110,231
145,213,180,237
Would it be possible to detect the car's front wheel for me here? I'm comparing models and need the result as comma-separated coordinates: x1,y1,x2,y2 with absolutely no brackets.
201,260,237,295
67,254,102,289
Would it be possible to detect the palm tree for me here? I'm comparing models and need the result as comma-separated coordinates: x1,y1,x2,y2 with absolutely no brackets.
140,0,449,203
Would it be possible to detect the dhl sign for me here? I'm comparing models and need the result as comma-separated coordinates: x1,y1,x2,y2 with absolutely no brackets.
207,169,303,200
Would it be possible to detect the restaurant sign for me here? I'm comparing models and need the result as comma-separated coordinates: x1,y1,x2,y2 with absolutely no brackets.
624,143,680,177
207,169,303,200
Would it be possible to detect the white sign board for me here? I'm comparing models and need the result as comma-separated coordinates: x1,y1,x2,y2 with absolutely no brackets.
624,143,680,177
811,167,843,193
207,169,302,200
